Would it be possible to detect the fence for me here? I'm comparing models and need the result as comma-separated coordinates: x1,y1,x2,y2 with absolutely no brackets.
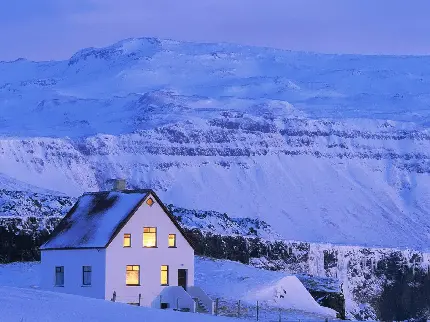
214,298,337,322
110,291,142,306
109,292,337,321
110,291,194,311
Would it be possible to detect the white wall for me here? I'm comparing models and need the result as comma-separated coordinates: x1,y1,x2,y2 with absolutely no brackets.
40,248,106,299
152,286,196,312
105,193,194,307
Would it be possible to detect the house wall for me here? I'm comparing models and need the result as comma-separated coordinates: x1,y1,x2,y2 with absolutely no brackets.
40,248,106,299
105,194,195,307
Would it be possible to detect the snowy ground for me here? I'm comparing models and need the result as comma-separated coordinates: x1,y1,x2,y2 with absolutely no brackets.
0,257,339,321
1,286,242,322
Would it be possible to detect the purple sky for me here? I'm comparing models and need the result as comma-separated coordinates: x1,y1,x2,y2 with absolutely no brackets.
1,0,430,61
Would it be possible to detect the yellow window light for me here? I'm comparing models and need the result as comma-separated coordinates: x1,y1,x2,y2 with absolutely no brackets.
161,265,169,285
126,265,140,286
168,234,176,248
143,227,157,247
123,233,131,247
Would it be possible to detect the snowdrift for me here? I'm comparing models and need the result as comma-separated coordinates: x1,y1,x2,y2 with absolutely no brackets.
247,275,337,318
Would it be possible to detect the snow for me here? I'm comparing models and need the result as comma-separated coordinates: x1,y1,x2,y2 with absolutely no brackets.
195,257,337,319
41,191,149,249
0,37,430,250
0,173,64,195
0,286,241,322
0,258,339,321
248,276,336,318
168,204,278,239
0,190,74,218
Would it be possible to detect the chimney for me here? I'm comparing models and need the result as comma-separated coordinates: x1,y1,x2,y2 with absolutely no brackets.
106,179,126,191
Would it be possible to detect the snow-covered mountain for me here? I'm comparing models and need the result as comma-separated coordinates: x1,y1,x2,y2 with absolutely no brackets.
1,37,430,249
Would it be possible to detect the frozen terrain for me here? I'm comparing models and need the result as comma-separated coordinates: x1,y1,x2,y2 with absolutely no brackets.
0,257,338,321
0,37,430,250
0,286,242,322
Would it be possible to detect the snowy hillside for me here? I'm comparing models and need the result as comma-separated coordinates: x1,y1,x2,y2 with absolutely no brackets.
1,38,430,249
0,190,74,218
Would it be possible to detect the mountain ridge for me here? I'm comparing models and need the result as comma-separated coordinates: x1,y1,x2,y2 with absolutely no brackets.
0,37,429,249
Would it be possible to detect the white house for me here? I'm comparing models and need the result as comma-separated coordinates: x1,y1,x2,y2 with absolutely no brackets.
40,185,213,314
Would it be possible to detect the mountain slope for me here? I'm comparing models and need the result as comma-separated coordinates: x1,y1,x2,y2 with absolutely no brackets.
0,38,430,249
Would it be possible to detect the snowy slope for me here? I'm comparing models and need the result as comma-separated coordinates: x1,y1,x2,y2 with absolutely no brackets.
0,286,243,322
0,37,430,249
0,190,73,218
0,258,338,321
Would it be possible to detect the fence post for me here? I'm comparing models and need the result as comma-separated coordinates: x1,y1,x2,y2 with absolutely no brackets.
278,308,281,322
238,300,241,317
159,295,162,309
215,298,219,316
256,301,259,321
138,293,141,306
176,297,179,310
111,291,116,302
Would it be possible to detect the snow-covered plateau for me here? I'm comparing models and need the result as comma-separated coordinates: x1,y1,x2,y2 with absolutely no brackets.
1,37,430,320
1,37,430,249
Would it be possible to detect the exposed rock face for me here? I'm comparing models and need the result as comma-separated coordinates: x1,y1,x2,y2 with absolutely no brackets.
0,216,59,262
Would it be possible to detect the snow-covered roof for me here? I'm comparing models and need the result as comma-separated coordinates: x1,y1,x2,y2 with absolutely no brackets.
41,189,191,250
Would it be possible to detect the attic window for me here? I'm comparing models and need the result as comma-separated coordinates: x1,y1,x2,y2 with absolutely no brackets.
146,198,154,206
123,234,131,247
143,227,157,247
168,234,176,248
126,265,140,286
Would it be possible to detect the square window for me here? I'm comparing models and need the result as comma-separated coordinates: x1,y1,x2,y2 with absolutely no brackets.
146,198,154,206
123,233,131,247
143,227,157,247
55,266,64,286
82,266,92,286
126,265,140,286
168,234,176,248
161,265,169,286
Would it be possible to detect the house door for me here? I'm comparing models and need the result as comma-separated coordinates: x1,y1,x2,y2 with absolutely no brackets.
178,269,187,290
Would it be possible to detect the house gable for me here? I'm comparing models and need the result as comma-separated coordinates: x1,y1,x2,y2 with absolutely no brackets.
106,193,193,250
41,189,193,251
104,192,195,304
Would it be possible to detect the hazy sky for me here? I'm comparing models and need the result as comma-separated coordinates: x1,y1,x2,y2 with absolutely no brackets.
1,0,430,61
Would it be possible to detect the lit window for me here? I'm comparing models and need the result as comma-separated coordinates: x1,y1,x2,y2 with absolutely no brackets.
146,198,154,206
143,227,157,247
126,265,140,286
161,265,169,285
123,233,131,247
168,234,176,248
55,266,64,286
82,266,92,286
